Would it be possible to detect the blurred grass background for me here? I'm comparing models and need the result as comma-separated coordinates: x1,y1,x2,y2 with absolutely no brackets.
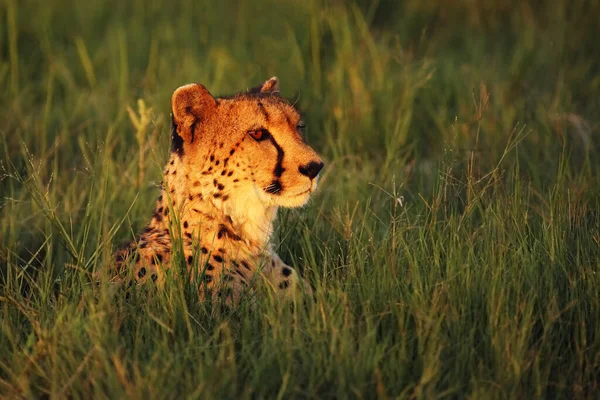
1,0,599,398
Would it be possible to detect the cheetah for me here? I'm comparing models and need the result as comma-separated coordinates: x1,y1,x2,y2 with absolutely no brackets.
110,77,323,304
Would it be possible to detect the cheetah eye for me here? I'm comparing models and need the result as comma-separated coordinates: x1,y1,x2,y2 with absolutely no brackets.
297,120,306,132
248,129,270,141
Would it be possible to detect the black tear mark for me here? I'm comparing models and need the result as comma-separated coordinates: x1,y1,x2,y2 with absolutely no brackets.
267,135,285,177
170,114,184,157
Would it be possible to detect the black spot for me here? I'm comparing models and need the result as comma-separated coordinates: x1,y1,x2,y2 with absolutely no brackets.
188,194,194,201
170,115,184,157
227,171,234,177
158,195,163,202
138,267,147,278
241,261,250,270
140,242,147,249
201,247,208,254
210,155,215,162
208,166,213,172
170,160,175,165
151,274,158,282
222,195,229,201
221,170,226,176
187,255,193,265
217,184,225,190
267,135,285,177
279,281,289,289
233,179,239,182
223,274,233,281
214,193,221,198
157,207,163,213
215,160,220,165
213,255,223,263
153,210,163,222
183,221,189,228
156,254,163,263
204,274,212,282
164,208,169,216
185,232,192,238
234,269,245,278
229,149,235,155
218,224,242,241
282,267,292,277
207,264,215,271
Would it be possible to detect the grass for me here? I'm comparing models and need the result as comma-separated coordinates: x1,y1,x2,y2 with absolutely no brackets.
1,0,599,398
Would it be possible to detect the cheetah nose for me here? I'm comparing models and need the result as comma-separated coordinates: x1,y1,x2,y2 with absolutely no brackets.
299,161,324,180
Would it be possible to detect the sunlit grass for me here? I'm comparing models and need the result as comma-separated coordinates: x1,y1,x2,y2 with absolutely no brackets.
1,0,599,398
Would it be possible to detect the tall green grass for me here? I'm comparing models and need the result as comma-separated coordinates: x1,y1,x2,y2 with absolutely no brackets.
1,0,599,397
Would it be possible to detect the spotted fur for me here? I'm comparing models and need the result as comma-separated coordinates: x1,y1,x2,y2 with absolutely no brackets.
110,77,323,304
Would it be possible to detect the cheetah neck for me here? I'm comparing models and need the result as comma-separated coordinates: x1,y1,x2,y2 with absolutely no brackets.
158,161,278,253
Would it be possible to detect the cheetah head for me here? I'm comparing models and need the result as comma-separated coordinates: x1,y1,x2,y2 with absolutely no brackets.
170,77,324,210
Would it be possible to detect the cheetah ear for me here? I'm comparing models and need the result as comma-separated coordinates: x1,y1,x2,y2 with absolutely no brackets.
249,76,280,94
171,83,217,134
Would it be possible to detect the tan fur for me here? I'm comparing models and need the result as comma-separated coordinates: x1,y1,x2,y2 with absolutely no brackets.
110,77,323,305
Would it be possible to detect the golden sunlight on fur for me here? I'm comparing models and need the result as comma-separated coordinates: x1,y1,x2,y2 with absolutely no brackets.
109,77,324,306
